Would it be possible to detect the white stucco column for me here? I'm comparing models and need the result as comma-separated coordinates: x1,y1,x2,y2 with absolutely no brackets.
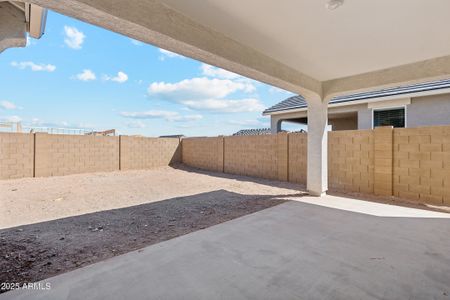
270,117,282,134
306,98,328,196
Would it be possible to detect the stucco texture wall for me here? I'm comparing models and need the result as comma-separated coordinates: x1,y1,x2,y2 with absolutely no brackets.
407,94,450,128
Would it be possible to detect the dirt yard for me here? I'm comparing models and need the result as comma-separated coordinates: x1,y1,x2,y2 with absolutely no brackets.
0,166,305,291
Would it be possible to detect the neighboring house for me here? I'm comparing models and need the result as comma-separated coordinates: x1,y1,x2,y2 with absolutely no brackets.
159,134,185,138
233,128,272,136
263,79,450,133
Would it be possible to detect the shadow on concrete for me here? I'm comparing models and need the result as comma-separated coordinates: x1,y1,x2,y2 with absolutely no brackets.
0,189,305,291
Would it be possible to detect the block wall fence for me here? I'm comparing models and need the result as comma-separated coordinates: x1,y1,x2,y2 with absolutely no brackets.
0,133,181,179
183,126,450,206
2,126,450,206
182,133,308,184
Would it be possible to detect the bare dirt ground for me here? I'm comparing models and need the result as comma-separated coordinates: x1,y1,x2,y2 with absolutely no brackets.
0,166,306,292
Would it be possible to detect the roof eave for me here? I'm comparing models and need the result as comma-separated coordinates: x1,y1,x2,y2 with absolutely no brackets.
263,86,450,116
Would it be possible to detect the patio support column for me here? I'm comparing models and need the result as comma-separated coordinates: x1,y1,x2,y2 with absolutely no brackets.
306,98,328,196
270,117,282,134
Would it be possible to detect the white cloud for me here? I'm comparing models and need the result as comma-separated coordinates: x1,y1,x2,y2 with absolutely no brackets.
149,77,255,99
0,115,22,123
28,118,94,129
64,26,85,49
120,110,202,122
158,48,185,60
171,114,203,122
200,64,241,80
11,61,56,72
147,77,262,113
103,71,128,83
125,120,146,128
182,98,265,113
0,101,17,110
228,118,269,127
75,69,96,81
130,39,144,46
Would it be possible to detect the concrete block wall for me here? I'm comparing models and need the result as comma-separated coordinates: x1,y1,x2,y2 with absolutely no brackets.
328,129,375,194
393,126,450,206
120,136,181,170
181,137,224,172
0,132,34,179
34,133,119,177
288,133,307,184
182,133,305,183
224,135,280,180
0,133,181,179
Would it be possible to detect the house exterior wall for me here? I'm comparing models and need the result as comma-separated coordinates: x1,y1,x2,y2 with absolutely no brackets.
407,94,450,128
270,93,450,132
329,117,358,131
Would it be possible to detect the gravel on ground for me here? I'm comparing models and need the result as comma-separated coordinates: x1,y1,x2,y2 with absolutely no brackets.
0,166,305,291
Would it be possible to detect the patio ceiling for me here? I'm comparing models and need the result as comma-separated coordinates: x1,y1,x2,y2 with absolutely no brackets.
160,0,450,98
162,0,450,82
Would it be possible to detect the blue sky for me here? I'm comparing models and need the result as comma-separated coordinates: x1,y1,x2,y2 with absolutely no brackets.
0,11,297,137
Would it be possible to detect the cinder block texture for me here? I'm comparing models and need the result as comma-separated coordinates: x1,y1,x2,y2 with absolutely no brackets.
373,127,393,196
181,137,224,172
120,136,181,170
328,130,375,194
224,135,279,180
288,133,307,185
34,133,119,177
0,132,34,179
393,126,450,206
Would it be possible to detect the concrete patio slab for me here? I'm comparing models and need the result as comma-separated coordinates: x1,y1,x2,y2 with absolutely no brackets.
290,194,450,218
2,198,450,300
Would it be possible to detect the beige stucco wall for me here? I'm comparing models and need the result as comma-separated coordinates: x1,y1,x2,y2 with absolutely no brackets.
407,94,450,128
34,133,119,177
0,132,34,179
329,117,358,131
120,136,181,171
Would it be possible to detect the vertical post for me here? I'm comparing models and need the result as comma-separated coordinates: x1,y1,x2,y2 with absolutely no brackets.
277,132,289,181
271,117,282,134
217,136,224,172
306,98,328,196
118,135,122,171
373,126,393,196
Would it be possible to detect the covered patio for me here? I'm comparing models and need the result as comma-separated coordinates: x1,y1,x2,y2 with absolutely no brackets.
2,194,450,300
2,0,450,196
